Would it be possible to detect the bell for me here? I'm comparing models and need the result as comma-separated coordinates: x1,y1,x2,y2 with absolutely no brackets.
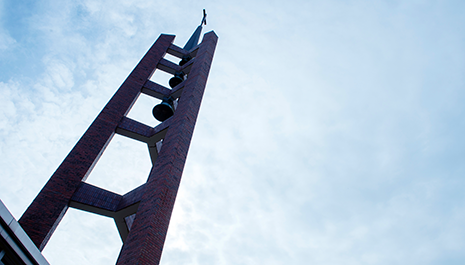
179,55,191,66
152,97,175,121
169,72,185,88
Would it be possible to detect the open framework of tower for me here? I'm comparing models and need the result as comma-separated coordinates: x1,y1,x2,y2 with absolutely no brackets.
17,24,218,264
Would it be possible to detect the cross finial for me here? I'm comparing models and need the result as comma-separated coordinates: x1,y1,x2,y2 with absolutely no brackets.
201,9,207,26
182,9,208,51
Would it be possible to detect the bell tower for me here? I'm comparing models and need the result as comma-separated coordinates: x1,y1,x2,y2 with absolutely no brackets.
18,10,217,264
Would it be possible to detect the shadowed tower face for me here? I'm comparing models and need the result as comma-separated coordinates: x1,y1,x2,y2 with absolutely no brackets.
18,11,217,265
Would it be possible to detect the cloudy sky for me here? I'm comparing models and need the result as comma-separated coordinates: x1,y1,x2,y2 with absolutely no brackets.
1,0,465,264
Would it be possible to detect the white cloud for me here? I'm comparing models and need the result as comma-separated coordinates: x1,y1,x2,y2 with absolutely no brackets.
0,30,15,51
1,0,465,264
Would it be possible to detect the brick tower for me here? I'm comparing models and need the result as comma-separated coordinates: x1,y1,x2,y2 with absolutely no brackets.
18,11,217,264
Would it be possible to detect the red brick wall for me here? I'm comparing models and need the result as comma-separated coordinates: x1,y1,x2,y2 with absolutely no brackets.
19,34,175,251
18,30,217,265
115,31,218,265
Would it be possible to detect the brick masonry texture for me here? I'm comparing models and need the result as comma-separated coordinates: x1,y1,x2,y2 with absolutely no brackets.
18,30,217,265
117,184,145,211
70,182,122,212
18,34,175,251
115,31,218,265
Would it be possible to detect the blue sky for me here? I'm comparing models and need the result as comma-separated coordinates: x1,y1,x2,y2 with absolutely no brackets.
1,0,465,264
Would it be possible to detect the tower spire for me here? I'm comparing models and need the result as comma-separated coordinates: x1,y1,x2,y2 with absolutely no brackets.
18,12,218,264
183,9,207,51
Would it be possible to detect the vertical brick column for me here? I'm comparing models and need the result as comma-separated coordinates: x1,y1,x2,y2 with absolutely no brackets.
116,31,218,265
19,34,175,251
